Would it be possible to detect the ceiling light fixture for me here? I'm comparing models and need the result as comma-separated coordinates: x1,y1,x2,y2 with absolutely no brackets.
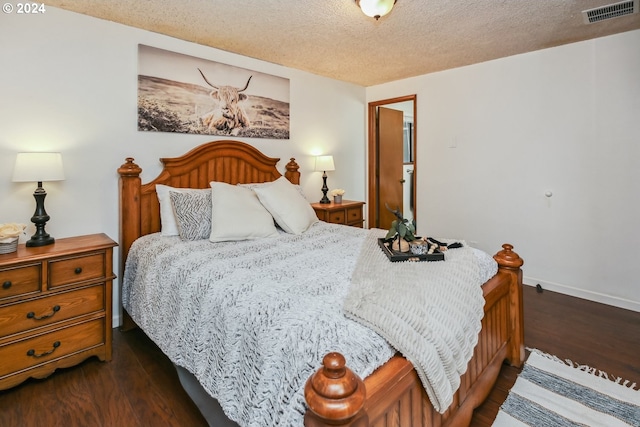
355,0,397,20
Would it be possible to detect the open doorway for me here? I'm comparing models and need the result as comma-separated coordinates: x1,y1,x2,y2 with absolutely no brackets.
367,95,416,230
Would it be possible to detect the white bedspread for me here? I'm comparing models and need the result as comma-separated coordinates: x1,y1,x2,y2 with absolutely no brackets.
122,221,497,427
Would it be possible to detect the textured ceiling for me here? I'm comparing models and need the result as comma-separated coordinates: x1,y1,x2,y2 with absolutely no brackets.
44,0,640,86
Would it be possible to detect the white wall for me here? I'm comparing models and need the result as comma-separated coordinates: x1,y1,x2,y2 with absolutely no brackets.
0,7,366,325
367,30,640,311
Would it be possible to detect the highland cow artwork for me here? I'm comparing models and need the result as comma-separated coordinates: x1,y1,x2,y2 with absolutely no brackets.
137,44,290,139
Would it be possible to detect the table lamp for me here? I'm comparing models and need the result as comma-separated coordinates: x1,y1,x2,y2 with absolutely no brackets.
315,155,335,204
12,152,65,247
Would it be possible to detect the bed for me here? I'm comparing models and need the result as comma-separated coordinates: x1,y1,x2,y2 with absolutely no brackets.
117,140,525,427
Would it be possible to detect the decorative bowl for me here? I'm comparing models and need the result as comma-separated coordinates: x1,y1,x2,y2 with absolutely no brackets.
0,237,19,255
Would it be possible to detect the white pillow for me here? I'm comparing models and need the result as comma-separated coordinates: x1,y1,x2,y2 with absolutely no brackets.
253,177,318,235
239,181,307,199
156,184,211,236
209,181,279,242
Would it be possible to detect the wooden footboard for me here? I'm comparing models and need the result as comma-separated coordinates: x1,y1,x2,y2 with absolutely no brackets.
304,245,524,427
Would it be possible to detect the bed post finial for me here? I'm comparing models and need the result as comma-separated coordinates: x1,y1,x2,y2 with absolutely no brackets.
494,243,523,269
494,243,525,368
304,352,367,427
285,158,300,185
118,157,142,176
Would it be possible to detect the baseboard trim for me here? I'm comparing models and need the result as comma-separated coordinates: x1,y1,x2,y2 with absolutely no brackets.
524,277,640,313
113,313,122,328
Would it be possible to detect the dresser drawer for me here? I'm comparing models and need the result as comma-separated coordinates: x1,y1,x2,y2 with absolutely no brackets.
0,318,104,379
327,211,346,224
347,207,363,223
49,253,105,289
0,264,41,301
0,285,105,339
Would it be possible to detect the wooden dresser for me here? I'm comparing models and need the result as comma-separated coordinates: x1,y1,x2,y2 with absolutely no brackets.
0,233,116,390
311,200,365,228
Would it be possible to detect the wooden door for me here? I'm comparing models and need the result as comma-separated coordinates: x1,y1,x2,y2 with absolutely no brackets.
377,107,404,230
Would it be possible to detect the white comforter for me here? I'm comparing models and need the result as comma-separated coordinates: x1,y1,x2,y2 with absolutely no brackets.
122,221,497,427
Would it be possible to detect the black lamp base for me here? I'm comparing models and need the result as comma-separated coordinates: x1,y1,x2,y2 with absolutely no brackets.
26,183,55,247
26,234,55,247
319,171,331,204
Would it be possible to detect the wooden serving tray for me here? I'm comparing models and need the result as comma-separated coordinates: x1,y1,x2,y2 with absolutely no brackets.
378,238,445,262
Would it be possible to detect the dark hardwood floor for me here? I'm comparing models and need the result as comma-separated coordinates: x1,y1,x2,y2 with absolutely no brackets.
1,284,638,427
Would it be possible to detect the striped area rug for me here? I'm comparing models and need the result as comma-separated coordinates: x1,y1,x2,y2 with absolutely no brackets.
493,349,640,427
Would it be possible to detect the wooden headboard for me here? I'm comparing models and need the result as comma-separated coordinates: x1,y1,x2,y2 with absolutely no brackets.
117,140,300,328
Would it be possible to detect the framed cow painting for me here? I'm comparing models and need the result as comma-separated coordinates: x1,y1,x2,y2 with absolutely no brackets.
137,44,290,139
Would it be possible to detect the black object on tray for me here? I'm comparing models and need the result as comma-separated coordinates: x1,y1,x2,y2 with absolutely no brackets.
378,238,445,262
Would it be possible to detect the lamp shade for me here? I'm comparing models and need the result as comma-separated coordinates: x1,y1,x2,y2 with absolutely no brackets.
12,152,65,183
356,0,397,19
315,155,335,172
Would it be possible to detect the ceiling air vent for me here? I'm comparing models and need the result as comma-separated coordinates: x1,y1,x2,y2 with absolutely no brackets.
582,0,639,24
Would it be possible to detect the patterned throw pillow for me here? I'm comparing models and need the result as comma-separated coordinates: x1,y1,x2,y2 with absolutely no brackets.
156,185,211,236
169,190,212,241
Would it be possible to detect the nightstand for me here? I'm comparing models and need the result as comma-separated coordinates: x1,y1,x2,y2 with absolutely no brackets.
311,200,365,228
0,233,116,390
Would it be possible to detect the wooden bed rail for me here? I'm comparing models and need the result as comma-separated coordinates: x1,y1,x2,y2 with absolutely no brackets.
304,244,524,427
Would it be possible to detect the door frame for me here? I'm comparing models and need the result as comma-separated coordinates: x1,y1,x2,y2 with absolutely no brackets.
367,94,417,229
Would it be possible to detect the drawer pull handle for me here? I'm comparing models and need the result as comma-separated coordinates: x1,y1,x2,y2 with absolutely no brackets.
74,267,83,274
27,305,61,320
2,281,11,290
27,341,61,358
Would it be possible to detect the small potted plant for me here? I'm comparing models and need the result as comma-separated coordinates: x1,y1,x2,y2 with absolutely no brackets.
384,204,416,252
330,188,345,204
0,223,26,254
